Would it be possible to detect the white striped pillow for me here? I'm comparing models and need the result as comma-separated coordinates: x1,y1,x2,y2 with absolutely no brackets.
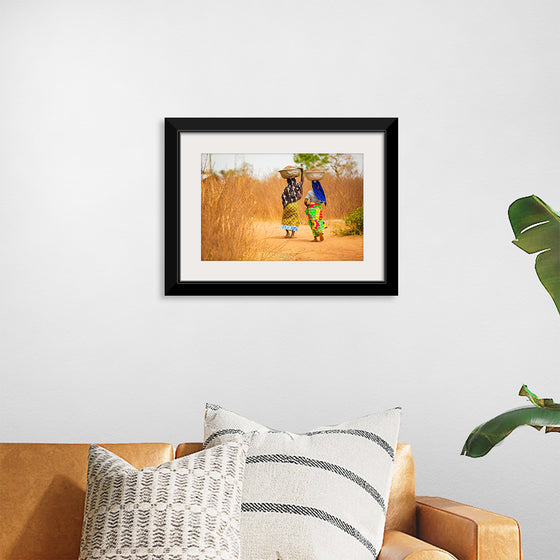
204,405,401,560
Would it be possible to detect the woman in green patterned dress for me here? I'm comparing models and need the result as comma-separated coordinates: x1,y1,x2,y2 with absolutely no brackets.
304,180,327,241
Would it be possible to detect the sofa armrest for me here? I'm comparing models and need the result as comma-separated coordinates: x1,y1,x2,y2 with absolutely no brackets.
416,496,522,560
379,530,457,560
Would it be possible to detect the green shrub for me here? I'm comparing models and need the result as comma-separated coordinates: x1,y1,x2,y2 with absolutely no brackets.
339,206,363,235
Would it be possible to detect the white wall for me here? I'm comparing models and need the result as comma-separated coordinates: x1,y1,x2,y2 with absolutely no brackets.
1,1,559,557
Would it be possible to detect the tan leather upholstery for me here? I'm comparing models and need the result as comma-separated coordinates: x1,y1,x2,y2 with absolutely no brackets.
379,530,457,559
416,496,522,560
0,441,521,560
176,442,418,536
175,442,203,458
386,443,416,535
0,443,173,560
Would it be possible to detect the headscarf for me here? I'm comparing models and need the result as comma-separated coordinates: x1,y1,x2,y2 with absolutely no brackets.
281,177,303,208
312,181,327,205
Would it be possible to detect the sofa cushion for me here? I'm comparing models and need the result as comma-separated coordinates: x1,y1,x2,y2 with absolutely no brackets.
0,443,173,560
204,404,401,560
78,441,248,560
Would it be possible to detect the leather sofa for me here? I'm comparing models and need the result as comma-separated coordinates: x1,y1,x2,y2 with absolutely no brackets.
0,442,522,560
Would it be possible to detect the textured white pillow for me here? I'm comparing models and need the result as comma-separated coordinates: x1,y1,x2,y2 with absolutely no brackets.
204,405,401,560
79,441,249,560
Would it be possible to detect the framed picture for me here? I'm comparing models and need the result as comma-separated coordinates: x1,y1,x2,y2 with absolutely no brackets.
165,117,398,296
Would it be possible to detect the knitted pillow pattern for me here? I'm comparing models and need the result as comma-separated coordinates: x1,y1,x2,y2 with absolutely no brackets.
79,441,248,560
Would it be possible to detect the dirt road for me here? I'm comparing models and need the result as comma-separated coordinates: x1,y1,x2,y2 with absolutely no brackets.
254,220,363,261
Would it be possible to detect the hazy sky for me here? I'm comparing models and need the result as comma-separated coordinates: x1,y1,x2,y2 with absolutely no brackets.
205,153,363,178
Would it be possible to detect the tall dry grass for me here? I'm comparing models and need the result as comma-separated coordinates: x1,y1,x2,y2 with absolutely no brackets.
201,172,363,261
201,175,258,261
217,172,363,221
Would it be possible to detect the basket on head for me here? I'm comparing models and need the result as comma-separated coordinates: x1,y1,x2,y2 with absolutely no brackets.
305,167,326,181
278,165,302,179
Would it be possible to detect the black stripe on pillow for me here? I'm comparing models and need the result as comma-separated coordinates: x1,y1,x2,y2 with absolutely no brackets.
203,429,246,448
304,429,395,459
247,454,386,512
241,502,377,557
205,428,394,458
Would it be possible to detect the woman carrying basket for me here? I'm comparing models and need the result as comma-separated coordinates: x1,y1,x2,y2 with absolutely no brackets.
304,168,327,242
278,165,304,238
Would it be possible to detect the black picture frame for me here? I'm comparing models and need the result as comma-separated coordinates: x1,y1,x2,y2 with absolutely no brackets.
164,117,398,296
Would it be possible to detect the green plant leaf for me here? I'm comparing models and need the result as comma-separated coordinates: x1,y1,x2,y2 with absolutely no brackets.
508,195,560,314
461,406,560,458
519,384,560,409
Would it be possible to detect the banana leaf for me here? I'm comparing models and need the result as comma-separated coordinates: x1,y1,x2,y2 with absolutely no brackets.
519,383,560,409
508,195,560,314
462,386,560,458
461,407,560,457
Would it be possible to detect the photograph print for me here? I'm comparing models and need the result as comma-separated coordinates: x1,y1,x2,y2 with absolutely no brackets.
201,152,364,262
165,118,397,296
